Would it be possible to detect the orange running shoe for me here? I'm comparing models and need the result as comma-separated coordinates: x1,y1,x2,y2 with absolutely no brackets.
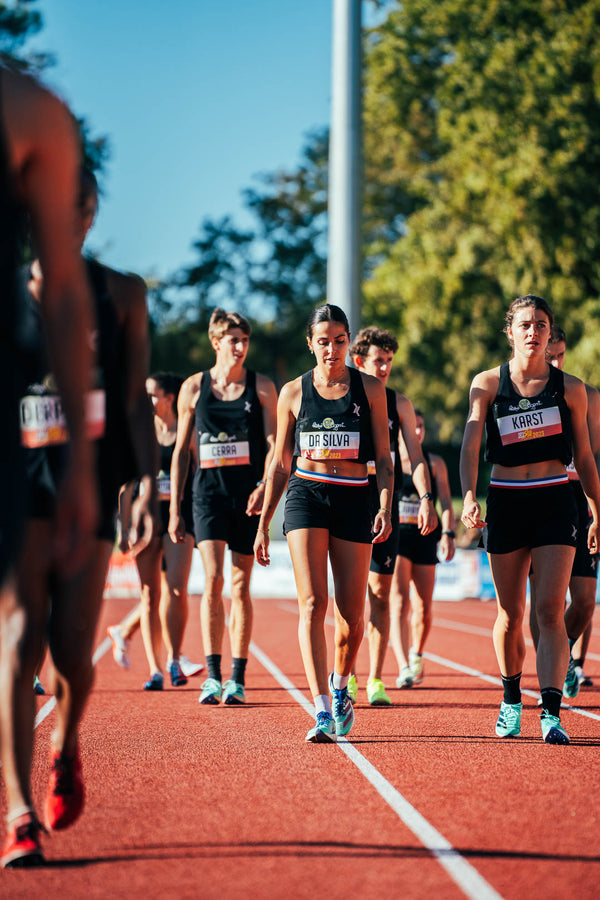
45,747,85,831
1,811,45,868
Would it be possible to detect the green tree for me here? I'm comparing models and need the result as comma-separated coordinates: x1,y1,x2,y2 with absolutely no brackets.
362,0,600,441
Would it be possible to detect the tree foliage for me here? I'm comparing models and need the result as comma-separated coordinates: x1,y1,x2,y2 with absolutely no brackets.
362,0,600,441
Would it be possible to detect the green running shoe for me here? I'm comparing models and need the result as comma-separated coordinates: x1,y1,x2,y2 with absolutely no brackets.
367,677,391,706
495,701,522,737
540,711,570,744
305,711,337,743
563,656,580,699
222,680,245,705
328,673,355,736
199,677,222,705
347,674,358,705
396,666,413,689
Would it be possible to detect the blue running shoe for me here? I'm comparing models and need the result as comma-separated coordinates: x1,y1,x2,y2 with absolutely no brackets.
540,710,570,745
168,660,188,687
222,680,245,705
495,701,522,737
199,677,222,705
143,672,164,691
305,711,337,743
563,656,580,699
328,673,355,736
33,676,45,696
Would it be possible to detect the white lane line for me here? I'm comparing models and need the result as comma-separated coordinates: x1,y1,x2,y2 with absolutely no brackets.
250,639,504,900
34,636,112,730
435,617,600,661
277,603,600,722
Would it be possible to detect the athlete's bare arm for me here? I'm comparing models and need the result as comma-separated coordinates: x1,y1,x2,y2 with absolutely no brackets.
246,373,278,516
363,373,393,544
169,374,202,543
396,393,437,535
460,369,498,529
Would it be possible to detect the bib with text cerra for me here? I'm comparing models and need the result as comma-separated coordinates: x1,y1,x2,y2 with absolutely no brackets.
20,381,105,448
198,429,250,468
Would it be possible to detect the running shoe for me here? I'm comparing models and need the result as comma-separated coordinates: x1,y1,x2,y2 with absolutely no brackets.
45,747,85,831
575,665,593,687
328,673,355,736
396,666,414,689
199,677,222,705
180,655,204,678
540,710,570,745
347,674,358,705
1,812,44,868
167,659,188,687
222,680,246,705
366,677,391,706
409,647,424,685
495,701,523,738
33,675,45,695
107,625,131,670
305,711,337,743
563,655,580,699
143,672,164,691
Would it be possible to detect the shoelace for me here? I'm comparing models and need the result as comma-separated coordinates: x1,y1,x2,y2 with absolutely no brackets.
316,712,333,730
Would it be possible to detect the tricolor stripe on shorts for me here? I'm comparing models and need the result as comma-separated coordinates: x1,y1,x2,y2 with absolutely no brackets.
489,474,569,489
295,465,369,487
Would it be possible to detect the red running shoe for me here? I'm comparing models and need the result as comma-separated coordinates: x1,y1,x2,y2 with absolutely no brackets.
45,747,85,831
1,812,45,868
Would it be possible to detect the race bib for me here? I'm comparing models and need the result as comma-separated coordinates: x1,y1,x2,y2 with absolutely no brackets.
497,406,562,446
300,430,360,461
199,431,250,468
367,450,395,476
157,473,171,501
20,389,105,448
399,499,420,525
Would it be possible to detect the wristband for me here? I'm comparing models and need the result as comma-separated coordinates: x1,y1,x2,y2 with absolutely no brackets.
378,507,390,514
256,480,266,487
420,492,434,502
442,530,455,538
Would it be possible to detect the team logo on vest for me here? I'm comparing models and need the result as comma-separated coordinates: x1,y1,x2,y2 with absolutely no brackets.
518,398,531,411
323,417,335,429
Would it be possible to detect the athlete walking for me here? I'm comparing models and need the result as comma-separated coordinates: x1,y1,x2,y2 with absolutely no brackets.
460,295,600,745
348,327,437,705
169,309,277,705
254,305,394,742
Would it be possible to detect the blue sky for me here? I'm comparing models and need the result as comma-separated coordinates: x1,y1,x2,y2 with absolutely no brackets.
31,1,337,280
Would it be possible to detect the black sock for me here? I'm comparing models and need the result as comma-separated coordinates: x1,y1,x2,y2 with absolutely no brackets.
540,687,562,718
501,672,522,705
231,657,247,686
573,657,584,668
206,654,222,682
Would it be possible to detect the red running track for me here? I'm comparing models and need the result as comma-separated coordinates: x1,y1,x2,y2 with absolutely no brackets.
2,596,599,899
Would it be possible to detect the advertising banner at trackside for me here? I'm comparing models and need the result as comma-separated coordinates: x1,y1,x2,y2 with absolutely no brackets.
104,545,506,602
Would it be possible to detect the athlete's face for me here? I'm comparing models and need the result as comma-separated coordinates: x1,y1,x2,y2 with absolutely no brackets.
547,340,566,370
214,328,250,365
415,414,425,444
308,321,349,371
356,345,394,385
146,379,173,421
508,308,551,357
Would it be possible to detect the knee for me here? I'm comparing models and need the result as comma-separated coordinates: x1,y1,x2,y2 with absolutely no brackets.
299,595,326,627
204,573,224,596
535,603,562,631
368,587,389,619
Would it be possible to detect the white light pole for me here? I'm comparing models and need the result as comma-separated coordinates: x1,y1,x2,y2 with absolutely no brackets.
327,0,362,337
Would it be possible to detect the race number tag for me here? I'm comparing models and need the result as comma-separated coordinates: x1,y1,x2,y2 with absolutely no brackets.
399,499,420,525
497,406,561,446
20,389,105,448
199,432,250,468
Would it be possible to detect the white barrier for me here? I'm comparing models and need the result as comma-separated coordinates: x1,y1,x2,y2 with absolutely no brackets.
105,544,498,602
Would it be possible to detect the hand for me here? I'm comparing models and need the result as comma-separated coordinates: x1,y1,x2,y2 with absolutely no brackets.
127,493,155,557
461,500,486,530
246,483,265,516
168,512,186,545
588,520,599,554
418,499,438,536
439,533,456,562
254,528,270,566
372,509,391,544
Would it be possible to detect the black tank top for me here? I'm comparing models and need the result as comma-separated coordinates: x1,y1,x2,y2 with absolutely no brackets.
294,367,374,465
157,439,193,511
485,362,573,467
398,449,440,535
17,258,133,509
194,369,267,498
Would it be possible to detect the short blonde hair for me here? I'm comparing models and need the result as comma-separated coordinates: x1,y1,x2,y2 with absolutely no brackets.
208,308,252,341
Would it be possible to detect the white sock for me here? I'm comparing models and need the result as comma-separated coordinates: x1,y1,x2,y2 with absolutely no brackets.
331,671,349,691
314,694,332,716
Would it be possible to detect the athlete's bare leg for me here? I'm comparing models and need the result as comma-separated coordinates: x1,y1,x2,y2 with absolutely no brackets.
286,528,330,697
329,536,371,678
410,564,436,655
136,537,164,674
366,571,392,681
160,533,194,661
389,555,413,670
198,540,227,656
229,552,254,659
